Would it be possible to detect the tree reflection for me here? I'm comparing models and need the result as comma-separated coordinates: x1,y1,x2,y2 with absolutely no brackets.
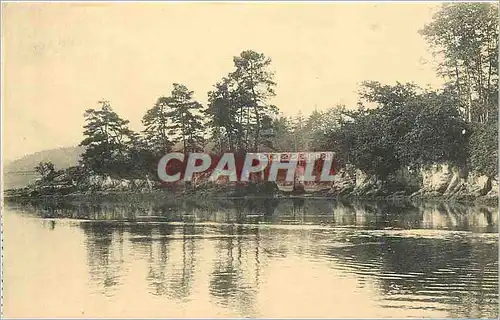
145,224,173,296
80,221,125,294
323,233,498,318
8,197,498,318
163,224,196,300
209,224,259,316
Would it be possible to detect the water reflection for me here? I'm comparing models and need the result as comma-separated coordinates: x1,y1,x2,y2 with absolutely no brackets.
323,233,498,317
82,222,125,296
3,198,498,318
9,198,497,232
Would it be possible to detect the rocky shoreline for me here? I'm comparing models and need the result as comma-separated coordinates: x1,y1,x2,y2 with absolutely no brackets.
325,163,498,203
3,162,498,204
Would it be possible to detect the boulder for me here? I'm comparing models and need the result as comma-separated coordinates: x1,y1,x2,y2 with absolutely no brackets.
443,172,463,197
421,163,455,193
87,175,104,189
467,174,492,196
483,177,498,200
117,179,131,191
328,168,355,195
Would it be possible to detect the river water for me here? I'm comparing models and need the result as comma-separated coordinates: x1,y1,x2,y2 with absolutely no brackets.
2,198,498,318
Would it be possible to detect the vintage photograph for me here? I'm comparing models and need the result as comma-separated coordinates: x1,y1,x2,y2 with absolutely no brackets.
2,1,498,318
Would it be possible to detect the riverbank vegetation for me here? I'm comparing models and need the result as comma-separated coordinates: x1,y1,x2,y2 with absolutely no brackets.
8,3,498,201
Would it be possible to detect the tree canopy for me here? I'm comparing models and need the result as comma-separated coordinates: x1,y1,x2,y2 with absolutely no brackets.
74,4,498,182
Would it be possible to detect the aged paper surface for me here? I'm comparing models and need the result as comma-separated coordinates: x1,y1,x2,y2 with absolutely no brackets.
2,2,498,318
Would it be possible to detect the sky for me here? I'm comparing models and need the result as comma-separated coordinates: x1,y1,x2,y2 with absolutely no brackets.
2,2,445,162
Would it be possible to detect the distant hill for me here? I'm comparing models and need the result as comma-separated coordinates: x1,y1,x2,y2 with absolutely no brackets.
3,146,84,190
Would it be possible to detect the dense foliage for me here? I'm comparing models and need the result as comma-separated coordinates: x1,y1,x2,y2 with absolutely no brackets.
73,3,497,182
469,121,498,177
323,83,468,179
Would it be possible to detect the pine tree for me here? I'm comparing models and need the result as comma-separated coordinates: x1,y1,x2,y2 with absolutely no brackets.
142,96,173,156
79,100,136,176
165,84,205,152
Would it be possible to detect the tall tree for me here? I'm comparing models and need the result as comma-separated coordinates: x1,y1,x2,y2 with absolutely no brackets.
206,76,242,152
79,100,137,176
291,111,307,151
420,3,499,123
165,84,205,152
421,3,498,178
206,50,278,152
142,96,173,156
268,115,295,152
303,105,346,151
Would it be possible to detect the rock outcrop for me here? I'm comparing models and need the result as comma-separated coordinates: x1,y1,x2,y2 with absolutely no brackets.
84,175,154,192
4,162,498,202
409,164,496,201
325,162,497,201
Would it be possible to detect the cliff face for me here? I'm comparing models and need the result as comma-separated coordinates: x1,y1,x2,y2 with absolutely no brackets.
412,164,495,200
328,163,497,201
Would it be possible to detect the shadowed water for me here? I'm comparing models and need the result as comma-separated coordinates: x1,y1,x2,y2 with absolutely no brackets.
3,198,498,318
